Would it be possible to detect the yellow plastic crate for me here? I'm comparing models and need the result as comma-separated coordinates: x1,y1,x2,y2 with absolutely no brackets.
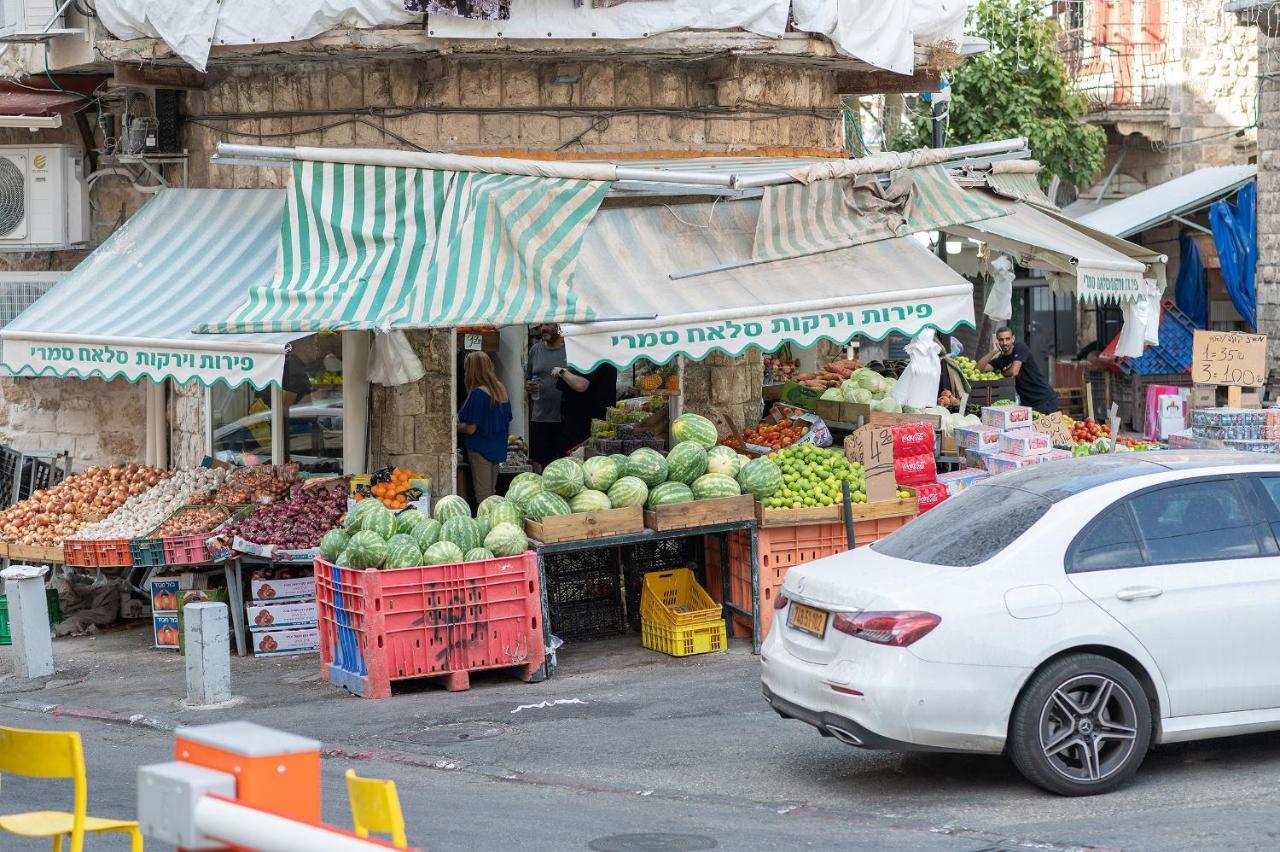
639,568,721,627
641,616,728,658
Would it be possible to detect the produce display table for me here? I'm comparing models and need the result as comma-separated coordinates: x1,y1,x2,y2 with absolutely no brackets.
531,518,762,667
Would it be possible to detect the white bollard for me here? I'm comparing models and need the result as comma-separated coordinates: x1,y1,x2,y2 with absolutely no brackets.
3,573,54,679
184,602,231,706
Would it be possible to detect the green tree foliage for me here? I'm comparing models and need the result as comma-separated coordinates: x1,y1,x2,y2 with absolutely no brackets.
894,0,1105,189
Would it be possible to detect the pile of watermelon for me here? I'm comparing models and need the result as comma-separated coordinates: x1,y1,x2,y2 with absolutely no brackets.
498,413,786,514
318,494,529,571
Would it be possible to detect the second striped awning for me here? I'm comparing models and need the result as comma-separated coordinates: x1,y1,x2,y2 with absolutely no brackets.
199,160,609,334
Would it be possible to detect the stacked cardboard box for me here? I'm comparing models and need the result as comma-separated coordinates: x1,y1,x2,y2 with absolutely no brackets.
246,565,318,656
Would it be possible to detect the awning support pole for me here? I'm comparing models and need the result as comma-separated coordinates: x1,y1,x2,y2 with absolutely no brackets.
342,331,370,475
1170,214,1213,236
270,385,286,466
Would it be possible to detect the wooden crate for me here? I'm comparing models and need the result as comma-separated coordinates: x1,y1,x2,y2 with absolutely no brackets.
525,506,644,544
868,411,943,429
850,492,918,521
8,542,65,563
814,399,870,426
755,503,841,527
644,494,755,532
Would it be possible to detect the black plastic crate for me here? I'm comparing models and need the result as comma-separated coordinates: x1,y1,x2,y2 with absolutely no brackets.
543,549,620,607
622,537,705,631
549,597,627,640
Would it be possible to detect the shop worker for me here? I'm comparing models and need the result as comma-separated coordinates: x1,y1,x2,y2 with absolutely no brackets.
977,327,1060,414
555,362,619,457
525,323,567,470
458,352,512,503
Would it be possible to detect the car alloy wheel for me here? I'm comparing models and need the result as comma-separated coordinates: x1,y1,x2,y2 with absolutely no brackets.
1009,653,1152,796
1038,674,1139,784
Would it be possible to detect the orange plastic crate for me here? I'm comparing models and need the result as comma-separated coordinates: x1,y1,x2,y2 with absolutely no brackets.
63,539,97,568
92,539,132,568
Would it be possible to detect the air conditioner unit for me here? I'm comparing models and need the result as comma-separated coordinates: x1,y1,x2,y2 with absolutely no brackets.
0,0,63,39
0,145,90,251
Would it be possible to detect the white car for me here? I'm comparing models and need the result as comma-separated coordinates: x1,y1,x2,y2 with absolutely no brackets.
762,451,1280,795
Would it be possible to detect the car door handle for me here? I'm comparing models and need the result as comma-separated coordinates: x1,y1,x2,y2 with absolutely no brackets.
1116,586,1163,601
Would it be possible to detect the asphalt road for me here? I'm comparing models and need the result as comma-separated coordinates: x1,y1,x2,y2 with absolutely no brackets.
5,633,1280,850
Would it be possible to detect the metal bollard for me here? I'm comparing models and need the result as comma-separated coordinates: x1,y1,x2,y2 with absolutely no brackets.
184,601,231,706
3,570,54,678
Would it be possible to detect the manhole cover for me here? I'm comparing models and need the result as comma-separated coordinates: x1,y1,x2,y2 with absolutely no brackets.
395,721,506,746
588,834,717,852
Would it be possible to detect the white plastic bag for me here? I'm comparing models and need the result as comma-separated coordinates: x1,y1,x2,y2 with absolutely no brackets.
368,331,426,387
891,328,944,409
984,254,1014,321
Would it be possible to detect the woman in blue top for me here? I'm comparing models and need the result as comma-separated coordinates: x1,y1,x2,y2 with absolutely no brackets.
457,351,513,503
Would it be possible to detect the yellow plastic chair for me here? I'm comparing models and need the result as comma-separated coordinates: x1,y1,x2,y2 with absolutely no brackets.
0,725,143,852
345,768,408,849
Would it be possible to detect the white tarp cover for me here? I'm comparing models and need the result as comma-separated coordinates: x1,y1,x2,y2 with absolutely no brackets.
562,199,975,370
97,0,965,75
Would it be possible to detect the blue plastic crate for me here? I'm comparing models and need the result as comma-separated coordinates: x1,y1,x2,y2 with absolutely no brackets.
1118,301,1197,376
130,537,167,568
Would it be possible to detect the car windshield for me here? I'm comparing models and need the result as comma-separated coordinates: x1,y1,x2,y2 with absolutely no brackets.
871,484,1052,567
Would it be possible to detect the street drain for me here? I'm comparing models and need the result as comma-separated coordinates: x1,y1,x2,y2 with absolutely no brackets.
588,834,717,852
395,721,506,746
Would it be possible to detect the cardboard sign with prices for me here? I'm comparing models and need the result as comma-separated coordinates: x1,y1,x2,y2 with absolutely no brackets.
844,424,897,502
1033,412,1073,447
1192,331,1267,390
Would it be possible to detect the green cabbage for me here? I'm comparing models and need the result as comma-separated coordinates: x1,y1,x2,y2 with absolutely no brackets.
820,387,844,401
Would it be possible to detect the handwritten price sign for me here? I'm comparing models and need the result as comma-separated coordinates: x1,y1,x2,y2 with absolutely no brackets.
845,424,896,502
1033,412,1073,447
1191,331,1267,387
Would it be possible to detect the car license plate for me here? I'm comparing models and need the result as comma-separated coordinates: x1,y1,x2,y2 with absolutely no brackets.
788,603,827,637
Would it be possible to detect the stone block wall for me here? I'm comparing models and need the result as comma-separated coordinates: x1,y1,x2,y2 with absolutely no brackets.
681,349,765,433
0,376,145,465
369,330,455,492
1172,0,1258,172
1256,32,1280,363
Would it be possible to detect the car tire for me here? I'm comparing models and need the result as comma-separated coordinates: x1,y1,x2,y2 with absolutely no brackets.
1008,653,1152,796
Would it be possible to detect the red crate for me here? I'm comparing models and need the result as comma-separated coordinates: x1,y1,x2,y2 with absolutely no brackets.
162,535,211,565
705,514,918,641
63,539,97,568
92,539,132,568
315,553,545,699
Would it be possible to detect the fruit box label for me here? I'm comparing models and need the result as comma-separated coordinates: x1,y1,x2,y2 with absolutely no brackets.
247,600,318,632
153,614,179,649
249,576,315,603
998,428,1052,456
953,425,1002,450
150,578,181,613
980,405,1033,430
985,453,1039,476
252,626,320,657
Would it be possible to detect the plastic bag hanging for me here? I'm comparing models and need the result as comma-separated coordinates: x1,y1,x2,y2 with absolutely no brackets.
891,328,944,409
369,331,426,386
983,255,1014,321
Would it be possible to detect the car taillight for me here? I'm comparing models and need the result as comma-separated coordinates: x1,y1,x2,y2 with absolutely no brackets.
774,592,789,610
831,611,940,647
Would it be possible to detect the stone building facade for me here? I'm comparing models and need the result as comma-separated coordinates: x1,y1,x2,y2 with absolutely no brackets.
0,27,940,483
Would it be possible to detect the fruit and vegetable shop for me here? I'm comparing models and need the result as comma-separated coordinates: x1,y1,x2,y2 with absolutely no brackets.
0,141,1197,696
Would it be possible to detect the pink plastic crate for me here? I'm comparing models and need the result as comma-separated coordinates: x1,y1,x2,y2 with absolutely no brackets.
162,534,211,565
315,553,545,699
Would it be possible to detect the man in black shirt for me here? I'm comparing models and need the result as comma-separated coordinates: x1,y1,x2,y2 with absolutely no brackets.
977,327,1059,414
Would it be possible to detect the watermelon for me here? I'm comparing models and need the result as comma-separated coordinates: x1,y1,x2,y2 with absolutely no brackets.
543,458,585,499
411,518,442,550
582,455,621,492
665,441,708,485
506,475,544,511
384,542,424,569
441,516,481,551
434,494,471,522
345,498,381,529
485,522,528,557
359,503,397,540
346,530,389,569
608,454,631,473
692,473,742,500
489,501,524,529
511,471,542,488
319,529,349,562
569,489,613,514
423,540,464,566
335,549,352,568
386,533,417,550
476,496,510,522
464,547,495,562
527,492,572,522
474,515,492,540
395,508,426,535
706,445,743,477
737,456,783,500
607,475,649,509
648,481,694,508
626,447,669,487
671,413,718,449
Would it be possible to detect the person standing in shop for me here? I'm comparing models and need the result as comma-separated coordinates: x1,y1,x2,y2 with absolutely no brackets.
977,327,1060,414
524,323,568,469
457,352,512,503
554,363,619,456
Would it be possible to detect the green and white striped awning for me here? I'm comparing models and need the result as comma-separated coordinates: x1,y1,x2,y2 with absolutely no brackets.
752,164,1008,263
199,160,609,334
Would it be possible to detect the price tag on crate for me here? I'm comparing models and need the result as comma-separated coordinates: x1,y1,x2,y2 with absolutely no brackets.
1192,330,1267,388
845,424,896,502
1033,412,1072,447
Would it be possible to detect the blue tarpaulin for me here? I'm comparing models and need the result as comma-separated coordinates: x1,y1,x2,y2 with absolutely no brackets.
1209,181,1258,331
1174,232,1208,328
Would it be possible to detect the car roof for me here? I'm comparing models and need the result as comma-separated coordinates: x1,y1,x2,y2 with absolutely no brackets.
974,450,1280,503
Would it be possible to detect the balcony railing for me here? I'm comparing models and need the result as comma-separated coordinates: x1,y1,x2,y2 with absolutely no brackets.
1058,20,1170,112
